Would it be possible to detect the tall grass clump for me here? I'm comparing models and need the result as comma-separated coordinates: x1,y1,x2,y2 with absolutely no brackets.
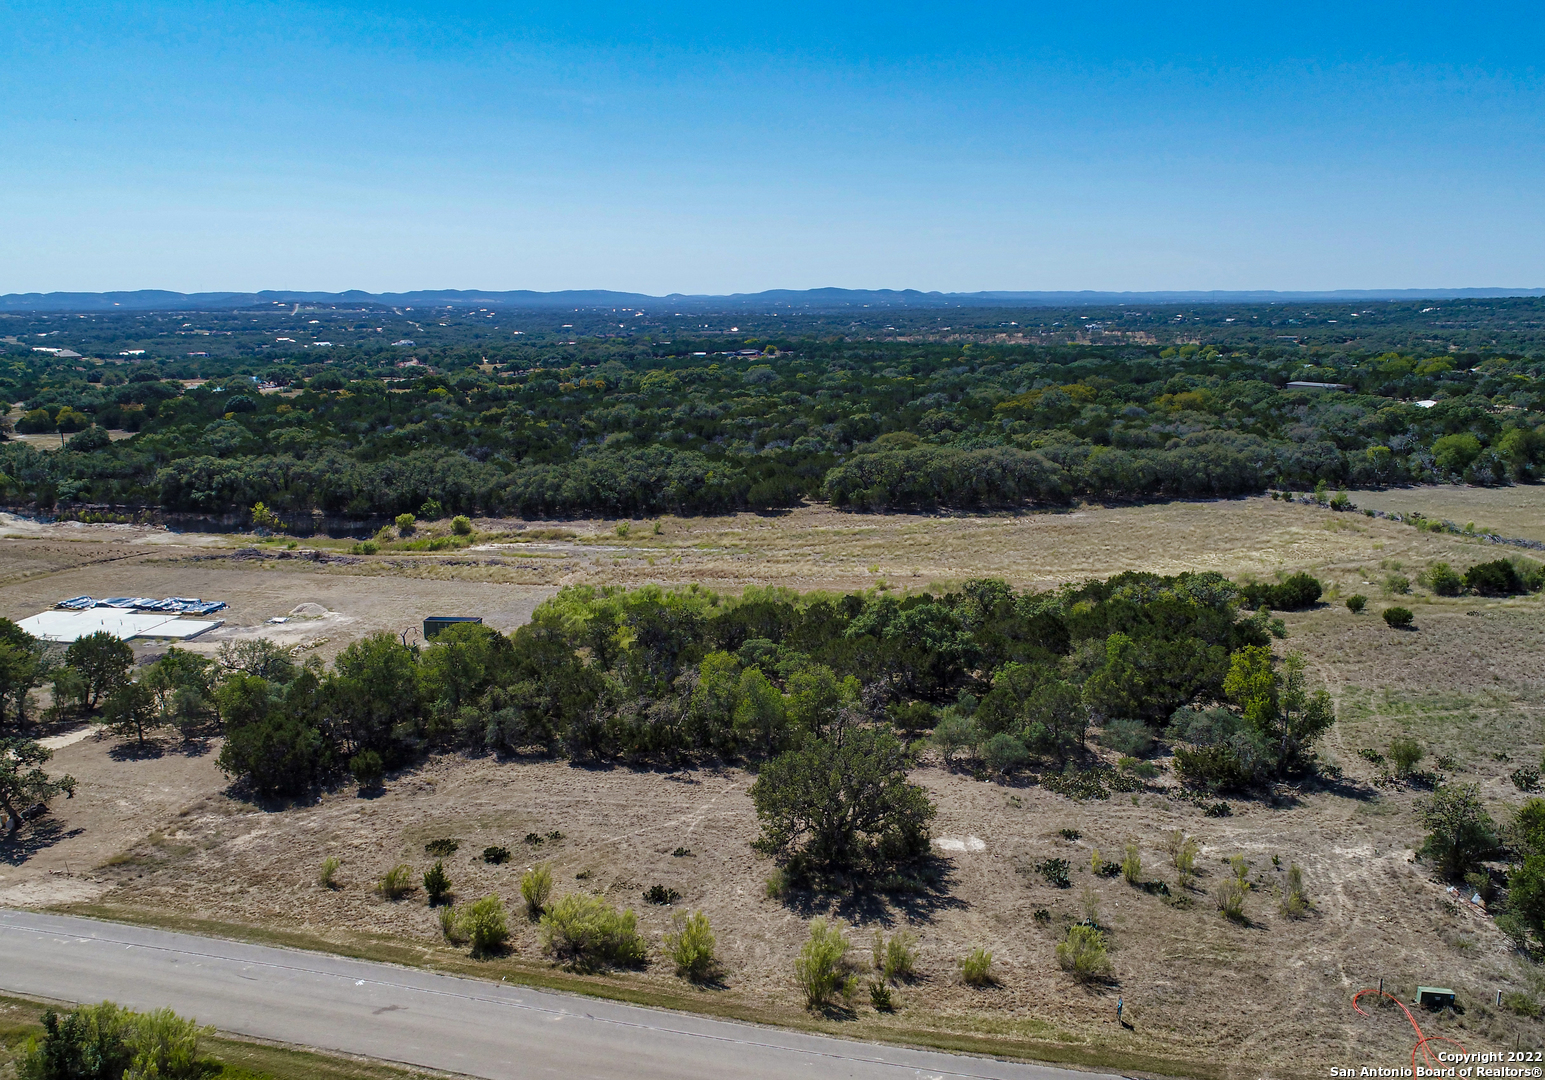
540,893,648,971
794,918,857,1010
871,929,917,982
1281,863,1311,918
376,863,415,900
1215,857,1251,921
960,946,995,986
318,856,340,888
1056,924,1112,982
665,910,718,982
1121,841,1142,885
521,862,554,919
1164,830,1199,888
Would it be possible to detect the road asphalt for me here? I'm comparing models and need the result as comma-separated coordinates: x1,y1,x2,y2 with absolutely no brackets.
0,909,1125,1080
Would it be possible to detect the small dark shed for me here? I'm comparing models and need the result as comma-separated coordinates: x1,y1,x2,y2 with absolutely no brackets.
424,616,483,639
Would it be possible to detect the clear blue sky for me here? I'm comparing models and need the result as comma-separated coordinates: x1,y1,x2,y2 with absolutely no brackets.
2,1,1542,294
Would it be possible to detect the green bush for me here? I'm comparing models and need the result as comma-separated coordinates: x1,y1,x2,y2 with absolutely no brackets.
1281,863,1311,918
1388,736,1424,777
869,981,895,1011
318,855,340,888
871,929,917,981
1165,830,1199,887
1121,841,1142,885
794,918,857,1009
521,862,554,919
1241,572,1322,611
451,515,473,536
539,892,648,970
376,863,415,900
1426,562,1464,597
980,732,1029,773
1465,559,1524,596
1055,924,1110,981
1345,594,1367,613
423,860,451,904
1382,606,1414,629
960,946,995,986
1036,857,1071,888
349,749,384,790
1214,876,1249,921
458,894,509,956
483,845,511,864
931,712,979,764
665,910,718,982
424,838,459,857
437,903,464,943
17,1001,213,1080
395,513,417,536
1099,718,1153,757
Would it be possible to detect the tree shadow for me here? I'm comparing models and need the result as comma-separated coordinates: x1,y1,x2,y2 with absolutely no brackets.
780,855,966,925
1,820,85,866
107,739,164,761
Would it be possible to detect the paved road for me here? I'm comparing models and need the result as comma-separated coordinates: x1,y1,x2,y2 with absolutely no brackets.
1,910,1123,1080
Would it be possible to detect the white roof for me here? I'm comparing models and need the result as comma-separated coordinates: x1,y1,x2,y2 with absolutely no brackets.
16,610,220,643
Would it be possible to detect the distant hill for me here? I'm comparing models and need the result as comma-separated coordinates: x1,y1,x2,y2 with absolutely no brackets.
3,286,1543,313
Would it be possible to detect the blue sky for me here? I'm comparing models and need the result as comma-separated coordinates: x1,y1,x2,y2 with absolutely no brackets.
2,1,1542,293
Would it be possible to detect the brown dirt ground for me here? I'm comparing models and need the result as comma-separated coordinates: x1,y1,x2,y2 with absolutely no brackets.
1,493,1544,1077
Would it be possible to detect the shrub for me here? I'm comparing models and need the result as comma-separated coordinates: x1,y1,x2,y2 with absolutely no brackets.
1417,783,1496,880
1345,594,1367,613
1242,572,1323,611
765,868,790,899
351,540,380,555
424,838,459,857
1121,841,1142,885
751,729,935,881
18,1001,213,1080
1426,562,1464,597
1214,876,1249,921
318,856,340,888
483,845,511,864
980,732,1029,774
869,981,894,1011
451,515,473,536
1058,828,1081,841
540,893,648,970
666,910,718,982
376,863,415,900
1382,606,1414,629
643,884,681,905
437,903,465,943
1036,857,1071,888
349,749,385,791
1512,766,1541,793
1099,718,1153,757
871,929,917,981
423,860,451,904
1033,907,1052,925
960,946,995,986
931,712,979,764
1465,559,1524,596
395,513,416,536
458,894,510,956
1055,924,1111,981
794,918,857,1009
1166,830,1199,888
521,862,554,919
1384,573,1411,596
1282,863,1311,918
1388,736,1425,777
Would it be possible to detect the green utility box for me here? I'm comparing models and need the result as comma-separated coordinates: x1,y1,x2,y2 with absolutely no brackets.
424,615,482,638
1415,987,1455,1008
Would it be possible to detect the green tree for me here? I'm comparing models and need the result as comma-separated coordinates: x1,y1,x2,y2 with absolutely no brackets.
63,631,134,712
732,666,788,759
1417,783,1496,880
0,737,75,834
1222,647,1334,774
100,681,158,751
750,728,935,880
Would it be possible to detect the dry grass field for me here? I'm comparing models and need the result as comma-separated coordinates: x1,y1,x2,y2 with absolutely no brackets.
2,489,1544,1078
